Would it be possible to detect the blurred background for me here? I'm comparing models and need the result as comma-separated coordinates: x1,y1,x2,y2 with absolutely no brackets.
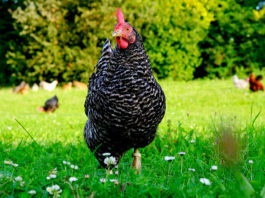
0,0,265,85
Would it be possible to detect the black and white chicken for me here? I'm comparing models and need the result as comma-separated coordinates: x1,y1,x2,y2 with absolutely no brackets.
84,8,166,170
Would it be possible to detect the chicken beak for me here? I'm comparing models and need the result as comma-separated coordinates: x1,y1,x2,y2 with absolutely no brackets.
112,30,122,37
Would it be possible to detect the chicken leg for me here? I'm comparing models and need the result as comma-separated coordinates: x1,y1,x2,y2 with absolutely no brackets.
132,148,141,172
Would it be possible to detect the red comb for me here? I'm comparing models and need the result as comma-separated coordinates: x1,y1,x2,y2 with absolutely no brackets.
116,8,125,24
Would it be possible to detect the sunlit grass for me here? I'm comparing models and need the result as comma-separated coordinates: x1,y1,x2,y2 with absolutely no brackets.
0,79,264,197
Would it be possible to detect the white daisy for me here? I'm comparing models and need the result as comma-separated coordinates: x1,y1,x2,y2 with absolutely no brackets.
8,126,12,130
46,187,52,195
46,185,62,196
100,178,107,183
69,177,78,182
52,184,60,191
248,160,254,164
178,152,186,156
200,178,211,185
211,165,218,170
188,168,196,172
15,176,22,182
102,153,111,156
104,156,117,166
110,179,119,184
164,156,175,161
49,174,56,178
28,190,36,194
12,163,19,167
4,160,13,165
190,140,195,143
74,165,78,170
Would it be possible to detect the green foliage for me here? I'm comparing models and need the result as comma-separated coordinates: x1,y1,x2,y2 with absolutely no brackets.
7,0,97,84
0,0,24,85
143,0,215,80
5,0,150,84
2,0,265,83
4,0,217,82
196,0,265,78
0,79,264,196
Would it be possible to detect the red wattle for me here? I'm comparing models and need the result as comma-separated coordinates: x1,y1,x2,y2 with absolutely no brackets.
116,37,128,49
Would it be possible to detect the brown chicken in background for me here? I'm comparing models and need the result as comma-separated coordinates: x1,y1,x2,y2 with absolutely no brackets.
249,74,264,92
62,82,72,90
13,81,30,94
73,81,87,90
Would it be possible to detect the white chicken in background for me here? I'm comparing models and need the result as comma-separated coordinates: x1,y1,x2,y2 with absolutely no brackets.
40,80,58,91
32,83,39,91
232,75,249,89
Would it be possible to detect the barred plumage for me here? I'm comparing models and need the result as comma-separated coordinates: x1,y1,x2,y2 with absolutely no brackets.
84,16,166,168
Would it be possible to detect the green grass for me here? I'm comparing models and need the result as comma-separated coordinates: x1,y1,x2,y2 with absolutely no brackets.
0,79,264,197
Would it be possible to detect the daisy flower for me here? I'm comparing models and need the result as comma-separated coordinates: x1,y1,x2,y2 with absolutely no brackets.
188,168,195,172
164,156,175,161
28,190,36,194
46,185,62,197
49,174,56,178
69,177,78,182
200,178,211,185
110,179,119,184
211,165,218,170
4,160,13,165
178,152,186,156
100,178,107,183
15,176,23,182
104,156,117,166
248,160,254,164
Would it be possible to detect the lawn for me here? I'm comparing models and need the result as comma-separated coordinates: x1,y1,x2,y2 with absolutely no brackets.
0,79,264,197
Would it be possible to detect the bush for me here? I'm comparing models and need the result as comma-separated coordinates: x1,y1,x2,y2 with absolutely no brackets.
0,0,24,85
7,0,97,84
196,0,265,78
5,0,156,84
142,0,215,80
5,0,217,83
3,0,265,83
